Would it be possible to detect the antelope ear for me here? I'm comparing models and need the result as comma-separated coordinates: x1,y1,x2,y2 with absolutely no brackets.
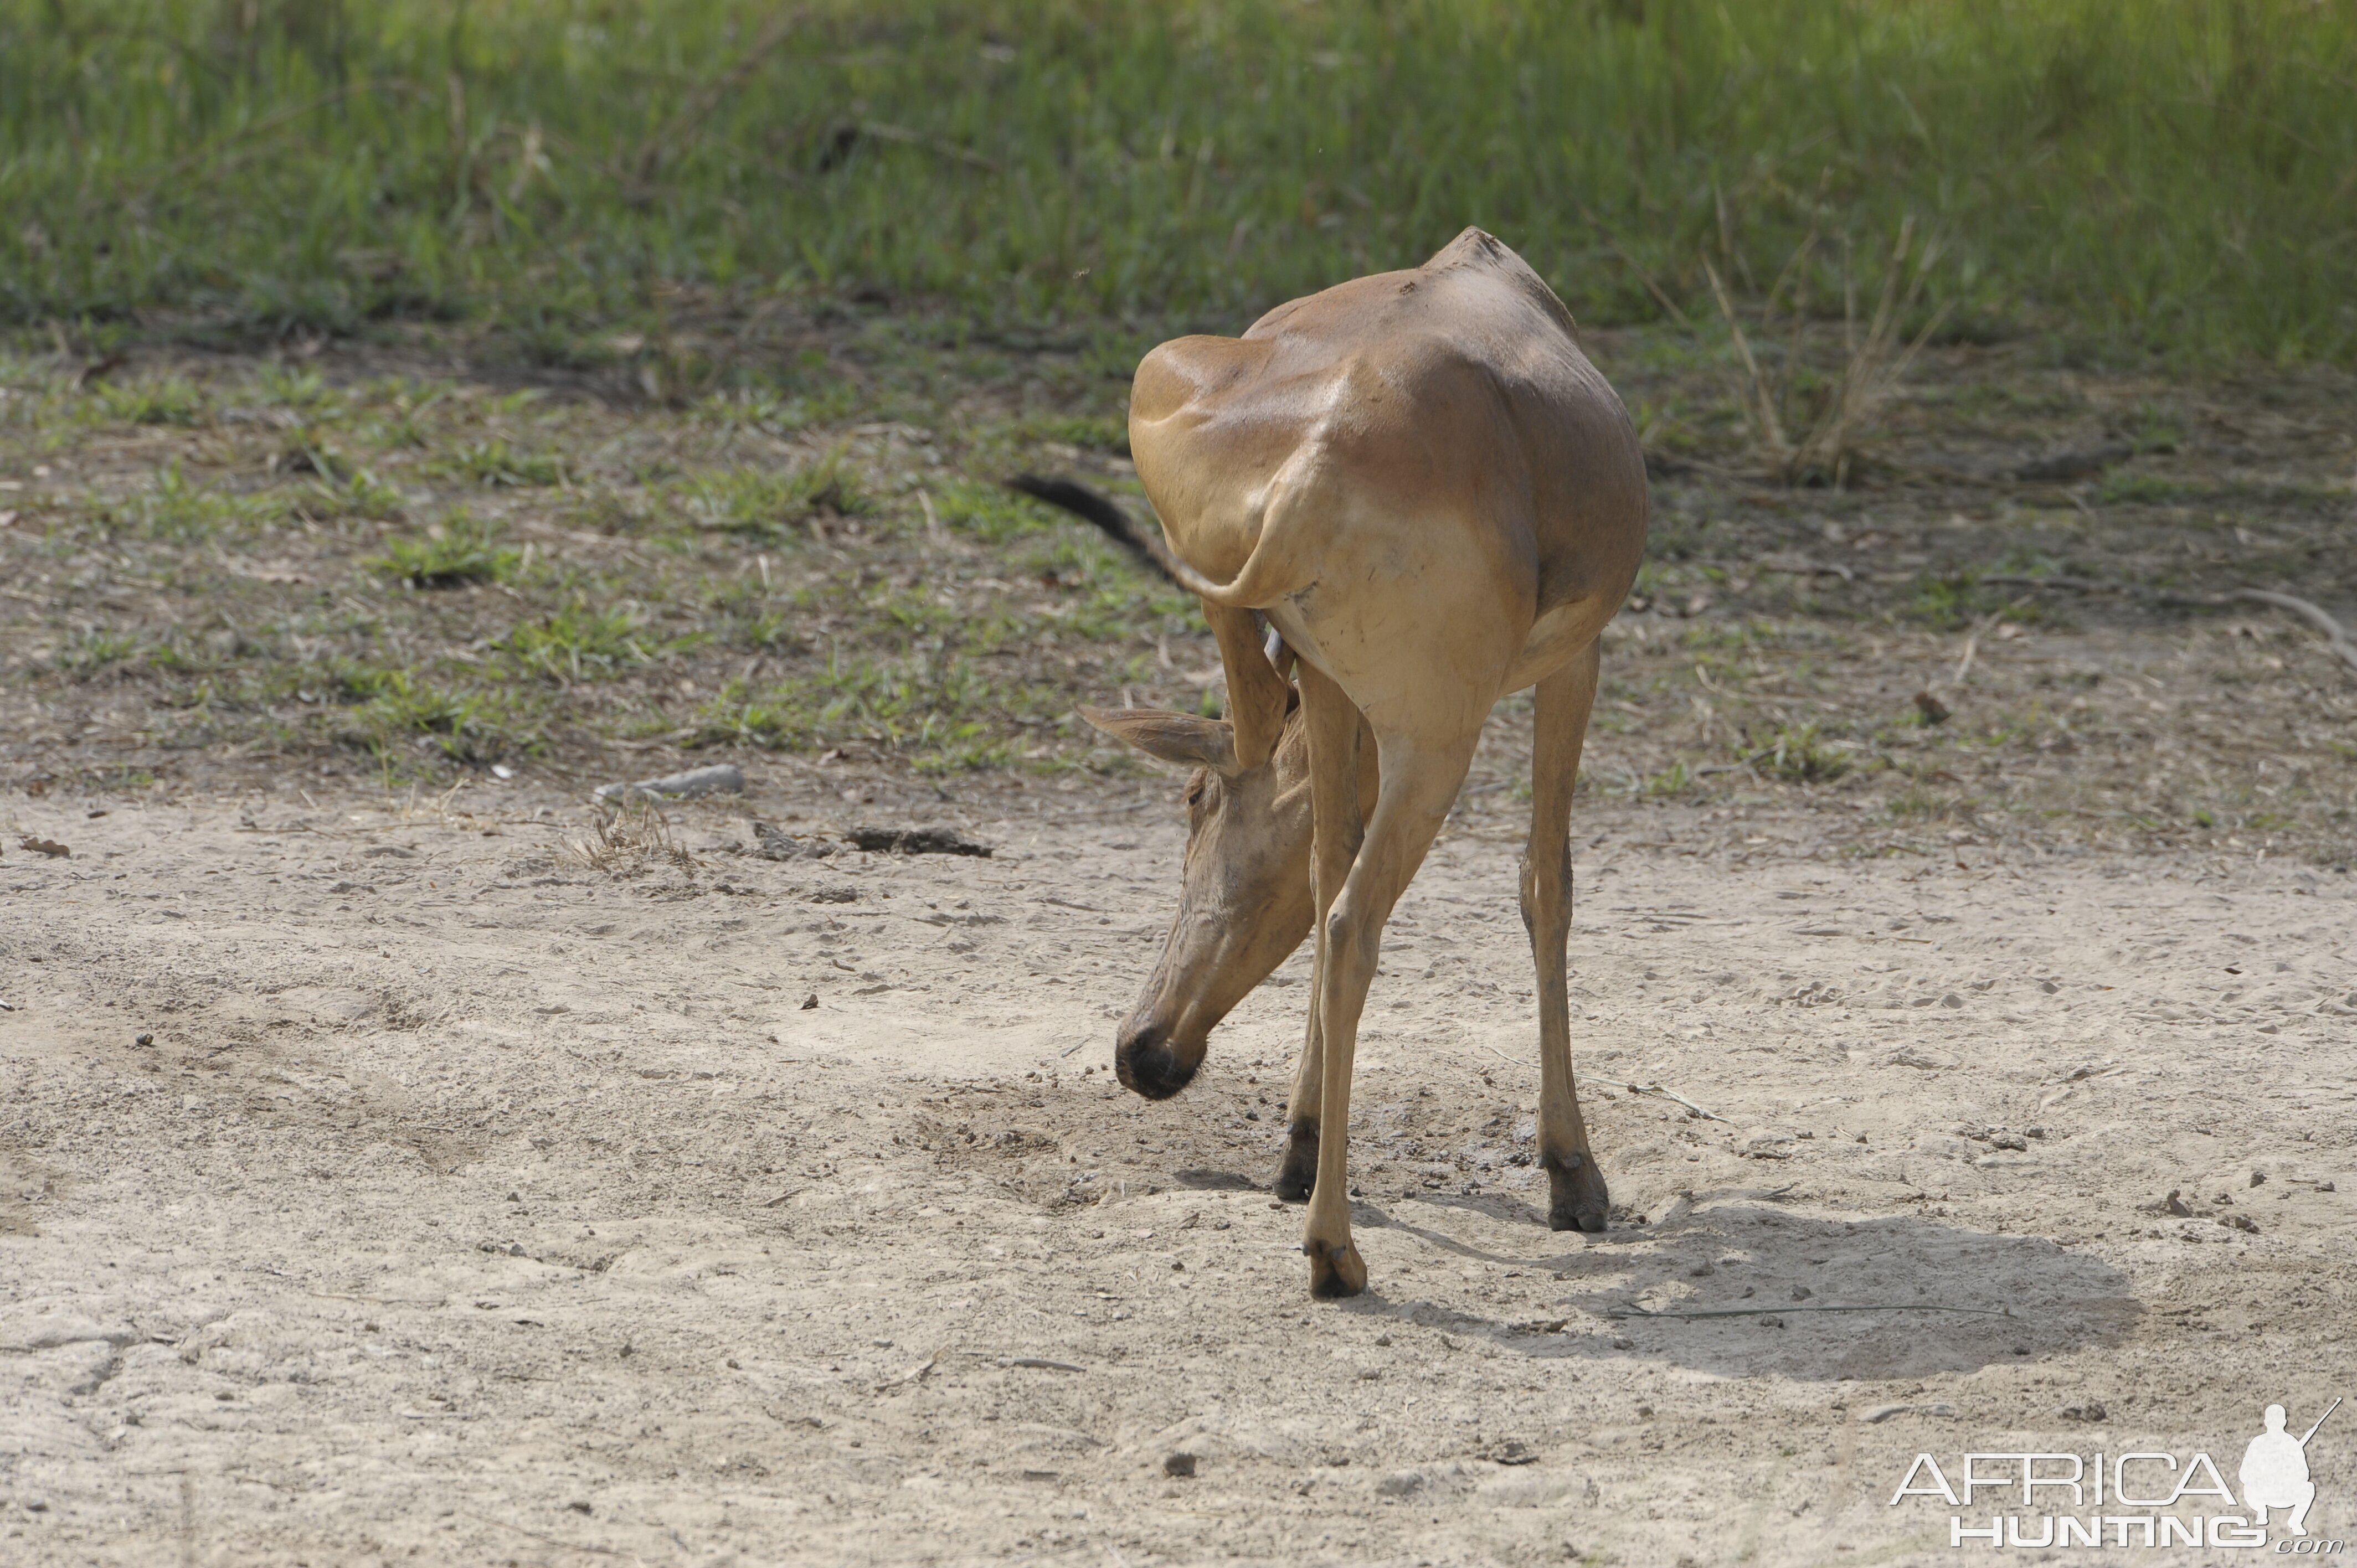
1077,706,1239,773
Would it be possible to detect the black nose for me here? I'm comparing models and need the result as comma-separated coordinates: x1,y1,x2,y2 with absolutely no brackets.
1114,1022,1197,1100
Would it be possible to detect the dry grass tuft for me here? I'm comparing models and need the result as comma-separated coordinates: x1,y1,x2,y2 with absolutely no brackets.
1707,216,1951,487
572,803,698,875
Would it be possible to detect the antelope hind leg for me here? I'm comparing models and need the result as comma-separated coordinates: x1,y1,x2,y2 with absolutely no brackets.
1526,649,1610,1234
1274,1120,1320,1205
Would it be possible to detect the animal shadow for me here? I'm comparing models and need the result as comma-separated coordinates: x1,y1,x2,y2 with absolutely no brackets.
1349,1199,2141,1381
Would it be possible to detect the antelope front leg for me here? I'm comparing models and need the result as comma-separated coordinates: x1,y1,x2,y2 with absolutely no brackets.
1278,697,1368,1204
1301,703,1480,1298
1525,647,1609,1232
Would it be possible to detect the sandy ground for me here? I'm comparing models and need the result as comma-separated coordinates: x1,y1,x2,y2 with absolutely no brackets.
3,764,2355,1566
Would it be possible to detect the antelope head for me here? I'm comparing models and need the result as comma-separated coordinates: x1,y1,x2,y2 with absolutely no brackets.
1079,636,1326,1100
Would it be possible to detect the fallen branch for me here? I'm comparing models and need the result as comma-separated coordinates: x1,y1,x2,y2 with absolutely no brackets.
2233,589,2357,672
1972,576,2356,673
1584,1076,1732,1125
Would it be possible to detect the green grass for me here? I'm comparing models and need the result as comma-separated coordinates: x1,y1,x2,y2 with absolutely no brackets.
56,628,143,670
687,382,862,435
0,350,1229,786
438,437,565,488
690,654,1074,772
300,465,408,520
674,452,873,538
1020,414,1129,452
92,374,205,426
2096,470,2210,506
1899,572,2045,632
498,600,664,682
2,1,2352,363
342,666,542,762
100,460,276,540
1742,721,1851,784
368,510,521,587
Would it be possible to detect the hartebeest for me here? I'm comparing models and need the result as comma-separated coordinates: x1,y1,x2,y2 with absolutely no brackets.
1018,229,1648,1298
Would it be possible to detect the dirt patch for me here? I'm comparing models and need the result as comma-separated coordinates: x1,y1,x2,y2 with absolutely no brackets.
3,767,2353,1564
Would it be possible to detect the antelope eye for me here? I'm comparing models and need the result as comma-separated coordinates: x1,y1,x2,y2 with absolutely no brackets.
1183,777,1206,806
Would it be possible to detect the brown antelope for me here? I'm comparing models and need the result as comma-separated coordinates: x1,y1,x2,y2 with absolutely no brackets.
1015,229,1648,1298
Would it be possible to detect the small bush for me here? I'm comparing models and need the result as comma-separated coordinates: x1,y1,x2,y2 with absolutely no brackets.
1746,723,1851,783
346,668,535,762
1681,617,1845,653
302,466,406,520
561,487,652,535
1643,760,1695,797
57,630,142,670
1888,781,1973,823
104,461,274,541
677,450,872,538
1901,572,2037,632
253,364,334,412
720,607,804,651
94,376,205,426
500,602,663,682
369,512,521,588
321,659,402,702
440,438,565,487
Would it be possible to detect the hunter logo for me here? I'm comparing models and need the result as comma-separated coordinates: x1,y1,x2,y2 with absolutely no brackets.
2243,1401,2337,1537
1889,1398,2341,1550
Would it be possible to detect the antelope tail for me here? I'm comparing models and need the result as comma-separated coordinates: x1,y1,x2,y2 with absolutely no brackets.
1005,475,1173,582
1003,474,1295,609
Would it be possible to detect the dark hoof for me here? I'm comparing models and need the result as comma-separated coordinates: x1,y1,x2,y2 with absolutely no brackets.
1305,1236,1367,1298
1273,1122,1319,1203
1545,1151,1611,1234
1114,1026,1198,1101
